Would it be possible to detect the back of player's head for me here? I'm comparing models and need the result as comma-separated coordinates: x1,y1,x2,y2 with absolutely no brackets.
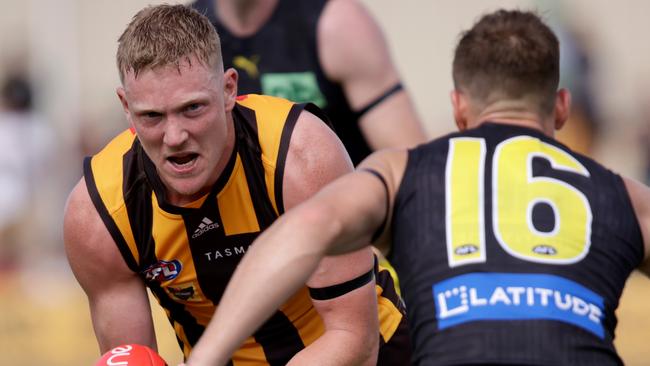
116,4,222,83
452,9,559,115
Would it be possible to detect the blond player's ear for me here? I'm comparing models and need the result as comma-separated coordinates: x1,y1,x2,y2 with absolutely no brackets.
223,68,239,111
116,87,134,128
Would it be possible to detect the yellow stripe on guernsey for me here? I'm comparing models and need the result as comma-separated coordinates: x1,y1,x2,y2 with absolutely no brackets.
279,287,325,346
236,94,293,214
89,129,140,264
217,155,260,235
376,264,403,342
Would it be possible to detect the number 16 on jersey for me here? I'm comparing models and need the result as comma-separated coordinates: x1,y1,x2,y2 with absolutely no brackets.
445,136,593,267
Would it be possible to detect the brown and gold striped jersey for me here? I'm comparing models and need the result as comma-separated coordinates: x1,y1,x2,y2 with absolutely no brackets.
84,94,406,364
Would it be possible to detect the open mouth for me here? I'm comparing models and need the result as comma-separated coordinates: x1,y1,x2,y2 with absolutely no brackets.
167,153,199,168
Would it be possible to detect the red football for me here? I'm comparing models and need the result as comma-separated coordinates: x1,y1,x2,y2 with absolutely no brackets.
95,344,168,366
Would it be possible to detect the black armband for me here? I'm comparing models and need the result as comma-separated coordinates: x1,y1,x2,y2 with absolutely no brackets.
308,268,375,301
353,82,404,119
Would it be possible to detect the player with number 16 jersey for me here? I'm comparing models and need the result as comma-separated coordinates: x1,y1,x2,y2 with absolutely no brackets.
390,122,642,365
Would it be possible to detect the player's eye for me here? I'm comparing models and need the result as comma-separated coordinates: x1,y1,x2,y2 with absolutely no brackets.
185,103,204,115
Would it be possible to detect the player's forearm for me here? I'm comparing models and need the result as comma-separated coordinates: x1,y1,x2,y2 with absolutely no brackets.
90,292,157,354
287,329,378,366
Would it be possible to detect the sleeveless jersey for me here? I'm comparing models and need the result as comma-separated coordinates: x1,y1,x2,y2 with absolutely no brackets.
84,94,405,365
190,0,372,165
389,123,643,365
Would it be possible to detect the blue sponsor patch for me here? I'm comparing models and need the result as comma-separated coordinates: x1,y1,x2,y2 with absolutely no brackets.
433,273,605,338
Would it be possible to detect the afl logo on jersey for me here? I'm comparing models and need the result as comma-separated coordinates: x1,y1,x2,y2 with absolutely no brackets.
455,244,478,255
142,260,182,282
533,245,557,255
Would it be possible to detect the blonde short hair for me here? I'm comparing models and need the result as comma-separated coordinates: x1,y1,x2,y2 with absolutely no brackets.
116,4,222,82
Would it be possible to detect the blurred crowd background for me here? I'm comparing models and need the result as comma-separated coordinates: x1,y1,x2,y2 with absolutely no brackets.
0,0,648,365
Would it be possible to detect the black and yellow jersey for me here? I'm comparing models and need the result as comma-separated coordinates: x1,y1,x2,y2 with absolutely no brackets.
390,123,643,365
84,94,406,364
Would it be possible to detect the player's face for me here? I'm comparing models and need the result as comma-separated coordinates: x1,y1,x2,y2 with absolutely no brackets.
118,56,237,205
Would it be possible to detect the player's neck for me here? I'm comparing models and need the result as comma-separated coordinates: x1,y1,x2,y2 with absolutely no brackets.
470,101,555,137
474,118,553,137
216,0,279,37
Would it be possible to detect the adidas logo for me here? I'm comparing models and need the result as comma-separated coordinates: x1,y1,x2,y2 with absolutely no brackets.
191,217,220,239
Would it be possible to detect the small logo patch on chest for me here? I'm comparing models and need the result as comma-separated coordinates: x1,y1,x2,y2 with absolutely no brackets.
167,284,196,301
142,259,182,282
192,217,220,239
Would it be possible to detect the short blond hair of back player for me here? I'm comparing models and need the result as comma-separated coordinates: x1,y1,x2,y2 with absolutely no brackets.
116,4,223,83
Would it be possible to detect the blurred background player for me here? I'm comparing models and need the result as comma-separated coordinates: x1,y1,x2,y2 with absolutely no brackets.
179,9,650,366
0,73,56,270
190,0,428,166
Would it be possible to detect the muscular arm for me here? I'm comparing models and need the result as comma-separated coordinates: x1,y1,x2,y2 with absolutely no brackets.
623,176,650,277
282,110,376,365
64,178,156,353
318,0,427,150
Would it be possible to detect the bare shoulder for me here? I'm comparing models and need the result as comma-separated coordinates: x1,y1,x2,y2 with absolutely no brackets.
623,176,650,262
64,178,103,249
64,178,133,288
282,109,353,209
317,0,395,83
358,148,409,191
623,177,650,229
319,0,373,30
623,176,650,276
